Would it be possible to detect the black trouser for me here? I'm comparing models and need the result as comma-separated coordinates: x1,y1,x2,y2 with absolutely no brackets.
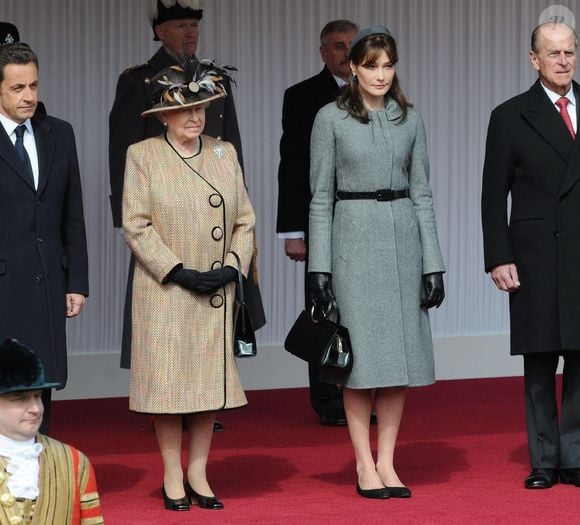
39,388,52,435
524,352,580,469
304,263,343,418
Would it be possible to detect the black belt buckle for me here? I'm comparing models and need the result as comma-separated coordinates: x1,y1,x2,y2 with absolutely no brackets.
376,189,392,201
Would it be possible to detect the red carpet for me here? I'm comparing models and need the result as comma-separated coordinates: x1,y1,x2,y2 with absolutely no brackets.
51,377,573,524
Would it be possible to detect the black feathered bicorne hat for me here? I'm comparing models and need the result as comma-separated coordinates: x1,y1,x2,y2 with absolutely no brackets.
147,0,203,41
0,339,60,394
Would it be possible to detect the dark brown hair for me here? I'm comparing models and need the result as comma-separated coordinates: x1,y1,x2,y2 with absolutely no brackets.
0,43,38,83
338,33,411,123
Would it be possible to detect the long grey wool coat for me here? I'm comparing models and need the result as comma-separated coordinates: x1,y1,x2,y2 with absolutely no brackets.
309,100,445,388
123,135,255,414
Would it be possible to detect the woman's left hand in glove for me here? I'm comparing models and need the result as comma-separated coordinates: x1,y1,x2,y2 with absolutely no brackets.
196,266,238,293
421,272,445,309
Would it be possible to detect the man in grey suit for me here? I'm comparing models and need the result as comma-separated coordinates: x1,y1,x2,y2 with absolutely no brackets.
482,21,580,489
277,20,357,426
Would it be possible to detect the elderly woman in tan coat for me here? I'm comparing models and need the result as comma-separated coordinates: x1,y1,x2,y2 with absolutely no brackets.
122,60,255,512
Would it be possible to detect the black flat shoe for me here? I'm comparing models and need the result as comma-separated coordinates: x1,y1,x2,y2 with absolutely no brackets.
385,486,412,498
524,468,558,489
319,414,348,426
161,486,189,511
356,482,390,499
185,482,224,509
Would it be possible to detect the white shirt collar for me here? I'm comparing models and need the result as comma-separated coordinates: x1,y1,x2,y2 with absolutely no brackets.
0,113,33,139
540,82,576,107
332,74,348,88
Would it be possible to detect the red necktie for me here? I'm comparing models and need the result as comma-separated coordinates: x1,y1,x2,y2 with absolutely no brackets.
556,97,576,140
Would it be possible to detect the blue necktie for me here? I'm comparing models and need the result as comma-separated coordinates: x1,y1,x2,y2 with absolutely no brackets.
14,125,35,186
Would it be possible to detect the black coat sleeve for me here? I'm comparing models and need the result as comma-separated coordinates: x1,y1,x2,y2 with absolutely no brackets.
276,86,314,234
108,71,149,228
60,121,89,295
481,109,516,272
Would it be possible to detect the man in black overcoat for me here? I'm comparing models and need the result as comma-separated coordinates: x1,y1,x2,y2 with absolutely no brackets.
0,43,89,433
276,20,357,426
482,21,580,489
109,0,265,378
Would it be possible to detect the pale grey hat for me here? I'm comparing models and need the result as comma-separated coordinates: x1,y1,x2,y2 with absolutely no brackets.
349,25,392,54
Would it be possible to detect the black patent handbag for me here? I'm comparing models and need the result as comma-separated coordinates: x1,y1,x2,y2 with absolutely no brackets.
284,306,353,371
232,253,256,358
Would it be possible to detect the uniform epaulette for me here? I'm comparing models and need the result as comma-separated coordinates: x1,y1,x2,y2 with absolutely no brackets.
122,62,149,74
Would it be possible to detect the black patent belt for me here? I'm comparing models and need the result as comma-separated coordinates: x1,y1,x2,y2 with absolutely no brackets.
335,189,410,201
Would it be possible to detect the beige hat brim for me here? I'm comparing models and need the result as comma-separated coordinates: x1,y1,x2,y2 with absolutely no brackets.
141,92,225,117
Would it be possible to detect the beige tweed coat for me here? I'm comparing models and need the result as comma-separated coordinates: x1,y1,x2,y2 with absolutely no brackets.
123,134,255,413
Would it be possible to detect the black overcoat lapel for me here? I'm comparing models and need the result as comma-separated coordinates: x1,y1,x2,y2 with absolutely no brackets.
522,80,575,164
32,115,56,196
559,82,580,197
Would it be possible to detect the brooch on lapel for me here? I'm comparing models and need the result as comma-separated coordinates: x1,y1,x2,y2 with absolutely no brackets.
213,145,226,158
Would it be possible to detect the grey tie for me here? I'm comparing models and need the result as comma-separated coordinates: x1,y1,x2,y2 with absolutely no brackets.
14,125,34,186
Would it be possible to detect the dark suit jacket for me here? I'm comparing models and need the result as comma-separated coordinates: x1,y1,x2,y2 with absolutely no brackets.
109,46,244,228
0,113,89,385
276,66,341,235
482,79,580,354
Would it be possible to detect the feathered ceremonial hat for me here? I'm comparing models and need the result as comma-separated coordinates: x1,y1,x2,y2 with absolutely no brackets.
148,0,203,41
0,339,60,395
142,58,236,116
0,22,20,45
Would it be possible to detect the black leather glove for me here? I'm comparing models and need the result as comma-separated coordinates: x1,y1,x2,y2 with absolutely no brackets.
168,267,206,292
196,267,238,292
421,272,445,309
308,272,338,322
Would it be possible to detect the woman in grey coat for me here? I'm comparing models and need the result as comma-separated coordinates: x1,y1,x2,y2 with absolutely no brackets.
308,26,445,499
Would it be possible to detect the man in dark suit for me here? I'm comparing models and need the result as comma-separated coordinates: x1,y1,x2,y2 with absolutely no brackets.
482,21,580,489
0,43,89,434
109,1,266,396
277,20,357,426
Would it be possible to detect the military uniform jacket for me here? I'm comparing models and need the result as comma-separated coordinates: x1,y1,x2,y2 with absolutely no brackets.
482,80,580,354
123,135,254,413
0,435,103,524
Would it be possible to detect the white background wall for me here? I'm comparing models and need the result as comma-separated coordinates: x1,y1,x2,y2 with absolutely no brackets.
1,1,573,398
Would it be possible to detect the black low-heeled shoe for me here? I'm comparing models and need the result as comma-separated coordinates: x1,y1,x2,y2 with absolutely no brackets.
356,482,390,499
385,486,412,498
185,482,224,510
161,486,190,511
